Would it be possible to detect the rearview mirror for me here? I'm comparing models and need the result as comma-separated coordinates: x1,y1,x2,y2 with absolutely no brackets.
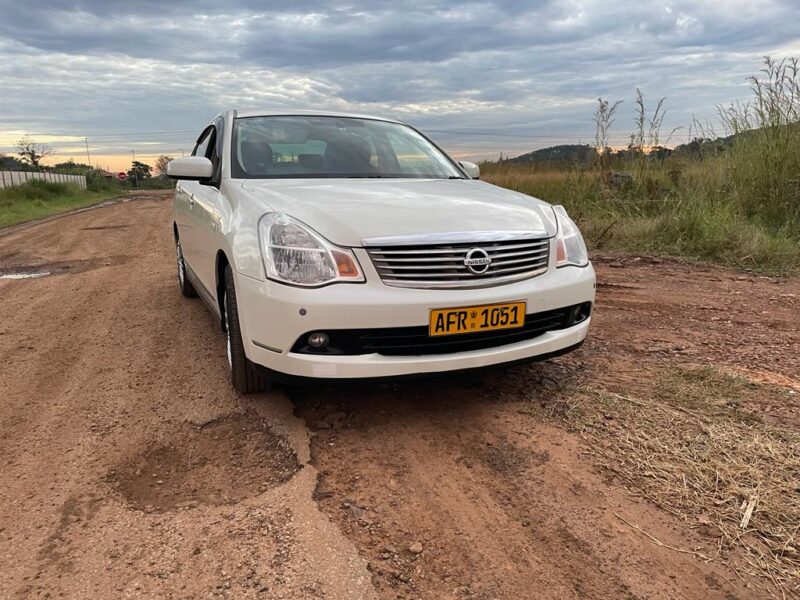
459,161,480,179
167,157,213,181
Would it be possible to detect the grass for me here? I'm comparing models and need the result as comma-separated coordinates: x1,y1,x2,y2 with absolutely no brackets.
481,162,800,275
548,367,800,598
0,180,116,228
482,56,800,276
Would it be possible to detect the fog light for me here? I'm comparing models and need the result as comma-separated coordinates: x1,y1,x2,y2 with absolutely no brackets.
566,302,592,326
574,302,592,323
308,332,329,348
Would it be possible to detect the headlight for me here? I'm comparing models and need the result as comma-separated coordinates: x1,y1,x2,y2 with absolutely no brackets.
259,213,364,286
553,205,589,267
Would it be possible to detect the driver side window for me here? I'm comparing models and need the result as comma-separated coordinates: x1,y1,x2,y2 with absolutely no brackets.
192,128,215,159
191,125,221,184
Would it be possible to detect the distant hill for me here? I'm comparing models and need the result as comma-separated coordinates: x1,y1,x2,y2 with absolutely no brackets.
503,133,742,166
505,144,596,165
670,134,736,158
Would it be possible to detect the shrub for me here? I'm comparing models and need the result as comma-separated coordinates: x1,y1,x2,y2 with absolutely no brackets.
0,179,77,202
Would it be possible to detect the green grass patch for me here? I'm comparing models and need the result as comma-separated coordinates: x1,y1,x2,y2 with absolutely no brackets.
481,57,800,276
0,180,117,228
481,163,800,275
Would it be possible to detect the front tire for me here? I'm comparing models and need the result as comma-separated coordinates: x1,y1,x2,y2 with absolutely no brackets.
223,266,272,394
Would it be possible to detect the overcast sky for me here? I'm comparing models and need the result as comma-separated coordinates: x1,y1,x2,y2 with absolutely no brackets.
0,0,799,169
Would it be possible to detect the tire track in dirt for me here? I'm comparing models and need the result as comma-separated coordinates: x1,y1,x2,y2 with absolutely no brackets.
2,192,796,599
0,194,376,599
292,373,747,599
292,259,799,599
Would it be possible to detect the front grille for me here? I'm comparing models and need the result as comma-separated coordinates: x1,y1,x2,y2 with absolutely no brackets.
291,303,591,357
366,237,551,289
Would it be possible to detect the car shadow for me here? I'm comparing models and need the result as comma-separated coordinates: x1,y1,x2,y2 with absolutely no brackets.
283,356,583,431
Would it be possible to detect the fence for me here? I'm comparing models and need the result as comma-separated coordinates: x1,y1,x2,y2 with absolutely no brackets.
0,171,87,190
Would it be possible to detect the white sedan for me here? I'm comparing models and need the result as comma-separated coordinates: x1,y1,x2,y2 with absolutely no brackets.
168,110,595,393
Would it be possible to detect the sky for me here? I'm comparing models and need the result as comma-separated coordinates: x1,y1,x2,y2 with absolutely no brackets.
0,0,799,171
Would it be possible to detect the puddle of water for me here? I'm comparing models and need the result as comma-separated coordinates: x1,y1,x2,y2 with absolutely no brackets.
0,271,51,280
0,257,129,280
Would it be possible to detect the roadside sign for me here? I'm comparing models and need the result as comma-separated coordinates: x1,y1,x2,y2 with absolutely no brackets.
117,172,127,181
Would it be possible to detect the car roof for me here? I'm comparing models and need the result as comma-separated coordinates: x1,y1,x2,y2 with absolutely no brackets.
231,108,405,124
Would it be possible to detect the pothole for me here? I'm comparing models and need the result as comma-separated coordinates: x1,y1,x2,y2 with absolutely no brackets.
110,413,300,512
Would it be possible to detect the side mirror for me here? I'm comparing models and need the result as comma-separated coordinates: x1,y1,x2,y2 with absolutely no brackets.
167,157,213,181
459,161,480,179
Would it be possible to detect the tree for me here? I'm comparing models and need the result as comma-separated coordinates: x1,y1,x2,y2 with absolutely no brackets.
52,159,92,174
16,135,52,168
127,161,152,182
0,152,25,170
154,155,174,177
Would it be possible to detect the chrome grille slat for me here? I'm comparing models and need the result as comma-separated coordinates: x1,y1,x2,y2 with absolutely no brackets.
366,235,551,289
486,262,547,275
377,268,549,289
490,255,549,267
372,240,548,255
370,247,478,256
377,264,464,271
372,256,465,263
383,272,487,279
487,248,549,260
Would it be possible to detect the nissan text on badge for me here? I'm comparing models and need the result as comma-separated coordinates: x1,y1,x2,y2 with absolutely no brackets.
168,110,595,393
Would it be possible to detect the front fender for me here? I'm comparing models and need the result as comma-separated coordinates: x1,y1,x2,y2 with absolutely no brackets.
221,182,269,281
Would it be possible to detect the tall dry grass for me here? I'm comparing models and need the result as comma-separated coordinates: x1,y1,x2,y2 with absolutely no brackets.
719,57,800,228
481,57,800,275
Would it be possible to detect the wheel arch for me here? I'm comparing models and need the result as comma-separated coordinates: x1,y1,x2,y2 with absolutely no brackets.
215,250,230,331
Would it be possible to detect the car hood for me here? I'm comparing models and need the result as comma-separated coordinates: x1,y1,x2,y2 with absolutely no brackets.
238,178,557,247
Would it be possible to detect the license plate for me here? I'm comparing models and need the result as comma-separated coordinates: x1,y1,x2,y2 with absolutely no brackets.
429,301,526,337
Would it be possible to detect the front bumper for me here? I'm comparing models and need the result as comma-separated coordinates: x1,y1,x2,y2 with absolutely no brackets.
234,252,595,379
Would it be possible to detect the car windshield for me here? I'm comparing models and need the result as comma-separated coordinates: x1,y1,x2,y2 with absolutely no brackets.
231,115,464,179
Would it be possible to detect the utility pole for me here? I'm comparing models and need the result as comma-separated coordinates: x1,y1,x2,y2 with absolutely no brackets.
84,137,91,166
130,149,138,189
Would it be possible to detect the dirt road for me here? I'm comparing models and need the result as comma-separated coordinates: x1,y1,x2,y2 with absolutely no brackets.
1,192,797,599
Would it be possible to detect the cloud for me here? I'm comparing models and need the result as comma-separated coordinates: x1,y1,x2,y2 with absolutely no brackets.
0,0,798,162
